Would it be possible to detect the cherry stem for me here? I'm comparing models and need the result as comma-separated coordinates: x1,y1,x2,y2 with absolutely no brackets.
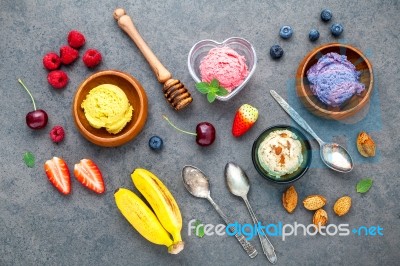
18,79,37,111
163,115,197,136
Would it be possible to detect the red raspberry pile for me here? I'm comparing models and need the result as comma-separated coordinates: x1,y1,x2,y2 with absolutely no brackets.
42,30,103,89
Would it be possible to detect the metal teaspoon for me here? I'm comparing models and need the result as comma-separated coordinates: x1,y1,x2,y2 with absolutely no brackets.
270,90,353,173
225,162,277,264
182,165,258,258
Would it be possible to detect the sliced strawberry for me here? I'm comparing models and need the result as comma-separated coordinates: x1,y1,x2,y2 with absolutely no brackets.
44,157,71,195
232,104,259,137
74,159,105,194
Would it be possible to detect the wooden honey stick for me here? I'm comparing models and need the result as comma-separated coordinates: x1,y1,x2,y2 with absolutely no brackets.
113,8,193,111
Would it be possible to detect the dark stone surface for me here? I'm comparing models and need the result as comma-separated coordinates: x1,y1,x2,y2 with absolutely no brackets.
1,0,399,265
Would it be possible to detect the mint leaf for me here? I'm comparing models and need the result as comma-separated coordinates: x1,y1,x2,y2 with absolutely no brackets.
356,178,373,193
207,92,216,103
217,86,229,96
210,78,219,89
193,220,205,238
23,152,35,168
195,82,210,94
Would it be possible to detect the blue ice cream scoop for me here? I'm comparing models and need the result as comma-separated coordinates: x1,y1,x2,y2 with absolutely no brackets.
307,52,365,107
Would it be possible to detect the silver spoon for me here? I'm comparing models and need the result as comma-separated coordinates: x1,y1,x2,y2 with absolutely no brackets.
225,162,277,264
270,90,353,173
182,165,258,258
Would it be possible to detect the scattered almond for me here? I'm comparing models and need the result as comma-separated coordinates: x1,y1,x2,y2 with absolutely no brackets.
303,195,327,210
313,208,328,228
333,196,352,216
356,131,376,157
282,186,298,213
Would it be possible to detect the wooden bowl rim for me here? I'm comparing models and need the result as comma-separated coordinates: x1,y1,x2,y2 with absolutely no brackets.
297,43,373,116
72,70,148,147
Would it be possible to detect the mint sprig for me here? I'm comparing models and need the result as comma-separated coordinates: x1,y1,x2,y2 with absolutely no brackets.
23,151,35,168
356,178,373,193
195,79,229,103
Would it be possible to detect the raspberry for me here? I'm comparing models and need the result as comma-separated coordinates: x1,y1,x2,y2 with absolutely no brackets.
67,30,86,49
43,52,61,70
82,49,102,68
50,125,65,143
47,70,68,89
60,45,79,65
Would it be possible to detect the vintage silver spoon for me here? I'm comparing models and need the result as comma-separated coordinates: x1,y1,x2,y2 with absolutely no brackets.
270,90,353,173
182,165,258,258
225,162,277,264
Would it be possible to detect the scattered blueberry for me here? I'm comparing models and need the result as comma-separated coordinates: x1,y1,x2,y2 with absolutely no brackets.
309,29,320,42
149,136,163,150
279,26,293,39
330,23,344,37
320,9,332,22
270,45,284,59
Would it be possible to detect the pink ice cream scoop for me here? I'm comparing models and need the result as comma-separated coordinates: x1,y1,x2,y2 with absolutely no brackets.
199,47,249,92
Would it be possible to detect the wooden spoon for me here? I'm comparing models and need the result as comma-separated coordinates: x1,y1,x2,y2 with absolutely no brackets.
113,8,193,111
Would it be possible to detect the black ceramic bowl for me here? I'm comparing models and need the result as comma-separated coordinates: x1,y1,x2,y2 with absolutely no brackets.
252,125,312,184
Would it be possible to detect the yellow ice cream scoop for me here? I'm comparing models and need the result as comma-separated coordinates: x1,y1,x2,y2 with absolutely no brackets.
81,84,133,134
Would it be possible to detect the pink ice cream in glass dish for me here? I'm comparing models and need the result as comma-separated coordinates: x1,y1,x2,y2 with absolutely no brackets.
188,37,257,101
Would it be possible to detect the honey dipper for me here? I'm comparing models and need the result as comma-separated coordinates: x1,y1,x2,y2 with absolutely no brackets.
113,8,193,111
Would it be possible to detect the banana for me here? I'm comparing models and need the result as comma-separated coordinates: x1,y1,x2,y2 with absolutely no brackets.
114,188,183,254
131,168,184,249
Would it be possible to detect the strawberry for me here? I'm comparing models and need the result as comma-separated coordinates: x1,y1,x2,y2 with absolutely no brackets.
232,104,259,137
44,157,71,195
74,159,105,194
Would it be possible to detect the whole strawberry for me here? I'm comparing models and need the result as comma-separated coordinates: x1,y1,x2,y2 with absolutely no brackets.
232,104,259,137
60,45,79,65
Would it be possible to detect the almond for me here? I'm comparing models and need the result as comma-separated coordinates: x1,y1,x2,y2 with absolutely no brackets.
313,208,328,228
303,195,327,210
282,186,298,213
333,196,352,216
356,131,376,157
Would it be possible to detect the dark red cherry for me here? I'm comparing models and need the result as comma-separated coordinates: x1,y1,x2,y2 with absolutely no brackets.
163,116,216,147
18,79,48,130
26,109,48,129
196,122,215,146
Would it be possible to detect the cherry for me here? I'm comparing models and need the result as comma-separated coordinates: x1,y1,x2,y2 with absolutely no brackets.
195,122,215,146
163,115,216,146
18,79,48,129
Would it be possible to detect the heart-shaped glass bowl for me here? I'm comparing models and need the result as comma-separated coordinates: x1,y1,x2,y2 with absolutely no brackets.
188,37,257,101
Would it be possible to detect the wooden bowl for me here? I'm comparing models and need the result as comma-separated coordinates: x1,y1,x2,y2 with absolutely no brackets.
296,43,373,120
72,70,148,147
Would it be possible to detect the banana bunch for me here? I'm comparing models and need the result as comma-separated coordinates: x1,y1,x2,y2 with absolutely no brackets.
114,168,184,254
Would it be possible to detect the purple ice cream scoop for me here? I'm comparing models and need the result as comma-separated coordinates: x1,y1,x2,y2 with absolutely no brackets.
307,52,365,107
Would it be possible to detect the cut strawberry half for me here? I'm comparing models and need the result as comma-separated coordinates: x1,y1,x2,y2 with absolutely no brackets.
74,159,105,194
44,157,71,195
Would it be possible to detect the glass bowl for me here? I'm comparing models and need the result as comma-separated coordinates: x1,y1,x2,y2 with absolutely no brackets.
252,125,312,184
187,37,257,101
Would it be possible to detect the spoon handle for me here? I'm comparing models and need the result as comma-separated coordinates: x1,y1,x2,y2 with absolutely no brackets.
243,198,277,264
207,196,258,258
270,90,323,145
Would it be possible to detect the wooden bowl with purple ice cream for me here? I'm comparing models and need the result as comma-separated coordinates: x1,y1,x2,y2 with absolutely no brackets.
296,43,373,120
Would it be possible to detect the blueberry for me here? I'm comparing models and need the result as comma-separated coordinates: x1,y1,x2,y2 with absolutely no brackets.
149,136,163,150
321,9,332,22
279,26,293,39
330,23,344,37
270,45,284,59
309,29,320,42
